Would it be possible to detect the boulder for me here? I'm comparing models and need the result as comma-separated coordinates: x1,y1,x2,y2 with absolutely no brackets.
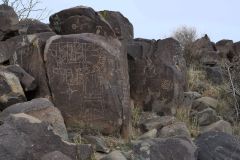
200,120,232,134
216,39,236,61
100,151,127,160
234,41,240,56
0,4,19,40
0,70,26,110
204,66,224,84
0,98,68,140
98,11,133,40
138,129,157,140
157,122,191,138
0,39,18,63
2,65,37,92
49,6,115,37
128,38,187,114
0,113,94,160
15,19,52,35
41,151,72,160
196,131,240,160
84,136,110,153
44,33,130,137
132,137,197,160
9,32,56,98
196,108,218,126
192,97,218,111
190,35,220,65
139,116,176,132
183,91,201,109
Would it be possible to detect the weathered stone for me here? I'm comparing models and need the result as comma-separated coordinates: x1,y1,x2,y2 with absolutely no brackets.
216,39,236,61
9,32,56,98
196,108,218,126
49,6,115,37
200,51,220,66
157,122,191,138
84,136,110,153
191,35,220,65
183,91,201,109
41,151,72,160
138,129,157,140
139,116,176,132
15,19,52,35
204,66,224,84
192,97,218,111
76,144,95,160
0,113,94,160
0,71,26,110
44,33,130,137
196,131,240,160
128,38,187,114
100,151,127,160
0,98,68,140
132,137,197,160
234,41,240,56
99,11,133,40
200,120,232,134
0,4,19,40
2,65,37,92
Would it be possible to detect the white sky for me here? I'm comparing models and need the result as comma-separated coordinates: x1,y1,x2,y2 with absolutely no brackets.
34,0,240,42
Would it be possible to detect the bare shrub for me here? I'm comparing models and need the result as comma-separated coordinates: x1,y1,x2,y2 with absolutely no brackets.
172,26,198,64
1,0,49,20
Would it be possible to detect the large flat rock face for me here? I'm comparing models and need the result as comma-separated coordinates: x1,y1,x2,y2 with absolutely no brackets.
9,32,56,98
44,33,130,136
127,38,187,115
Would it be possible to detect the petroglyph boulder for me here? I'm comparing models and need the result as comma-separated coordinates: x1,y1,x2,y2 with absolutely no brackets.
9,32,56,98
44,33,130,137
127,38,187,115
49,6,115,37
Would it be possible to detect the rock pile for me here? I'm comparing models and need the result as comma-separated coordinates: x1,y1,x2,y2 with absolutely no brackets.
0,3,240,160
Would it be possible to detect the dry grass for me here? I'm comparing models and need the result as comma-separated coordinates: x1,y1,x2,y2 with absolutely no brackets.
175,108,200,138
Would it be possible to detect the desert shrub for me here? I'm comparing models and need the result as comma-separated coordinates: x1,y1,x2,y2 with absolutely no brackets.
172,26,198,64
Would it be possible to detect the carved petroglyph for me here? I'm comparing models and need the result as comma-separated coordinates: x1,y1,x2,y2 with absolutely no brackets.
161,79,173,90
47,41,110,122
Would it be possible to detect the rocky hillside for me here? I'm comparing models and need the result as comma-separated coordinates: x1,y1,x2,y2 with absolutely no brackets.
1,4,240,160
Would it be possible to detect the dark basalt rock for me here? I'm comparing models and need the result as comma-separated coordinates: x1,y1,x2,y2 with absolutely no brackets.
49,6,115,37
14,19,52,35
133,137,197,160
98,10,134,40
196,131,240,160
0,98,68,141
0,4,19,41
216,39,236,61
0,113,94,160
127,38,187,115
9,32,56,98
44,33,130,137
